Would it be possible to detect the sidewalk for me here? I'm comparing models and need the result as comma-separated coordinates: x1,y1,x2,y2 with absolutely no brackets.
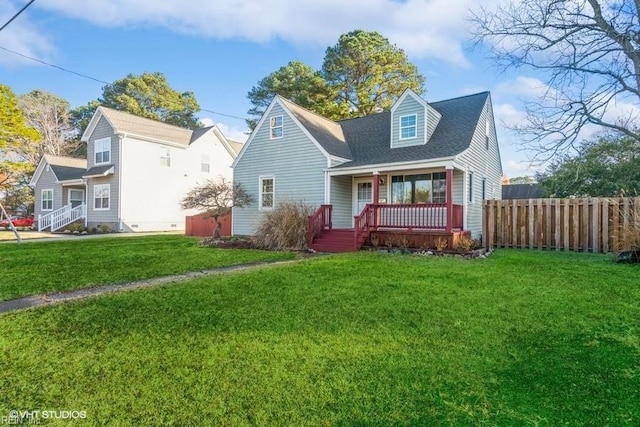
0,230,184,243
0,259,300,314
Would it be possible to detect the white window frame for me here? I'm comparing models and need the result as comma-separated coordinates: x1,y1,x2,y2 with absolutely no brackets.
41,189,53,211
68,189,85,208
485,119,490,150
399,114,417,140
94,137,111,165
482,178,486,201
160,147,171,167
468,172,474,203
270,115,283,139
201,154,210,173
94,184,110,211
259,176,274,210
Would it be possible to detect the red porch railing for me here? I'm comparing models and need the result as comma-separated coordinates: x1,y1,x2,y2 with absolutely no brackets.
354,204,375,248
354,203,464,246
374,203,463,230
308,204,333,245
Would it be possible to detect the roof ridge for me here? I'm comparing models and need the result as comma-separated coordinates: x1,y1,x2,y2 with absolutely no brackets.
276,96,339,126
430,91,490,106
98,106,196,133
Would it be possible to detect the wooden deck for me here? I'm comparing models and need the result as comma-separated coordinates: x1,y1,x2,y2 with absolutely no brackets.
309,204,468,253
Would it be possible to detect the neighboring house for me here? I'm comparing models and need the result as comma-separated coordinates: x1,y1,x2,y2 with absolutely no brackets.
30,107,241,232
233,88,503,252
502,183,545,199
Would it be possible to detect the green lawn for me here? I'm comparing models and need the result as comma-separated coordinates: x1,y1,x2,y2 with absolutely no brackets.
0,234,295,301
0,250,638,425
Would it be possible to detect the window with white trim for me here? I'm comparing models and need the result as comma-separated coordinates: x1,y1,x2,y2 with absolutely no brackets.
485,119,490,150
468,172,474,203
482,178,486,200
41,189,53,211
400,114,417,139
94,137,111,164
94,184,110,210
259,176,274,209
390,172,446,204
270,115,283,139
201,154,210,173
160,147,171,167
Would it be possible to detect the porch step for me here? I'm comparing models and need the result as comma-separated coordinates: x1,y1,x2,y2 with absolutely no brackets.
309,229,362,253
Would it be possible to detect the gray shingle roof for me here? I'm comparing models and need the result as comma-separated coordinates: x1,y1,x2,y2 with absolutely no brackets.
334,91,490,168
278,97,352,159
44,155,87,181
502,184,545,199
83,165,115,178
98,107,193,145
275,91,489,168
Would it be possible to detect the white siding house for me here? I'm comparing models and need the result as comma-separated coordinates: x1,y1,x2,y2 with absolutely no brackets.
31,107,240,232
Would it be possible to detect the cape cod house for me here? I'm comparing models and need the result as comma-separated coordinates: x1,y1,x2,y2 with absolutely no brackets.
30,107,240,232
232,89,503,252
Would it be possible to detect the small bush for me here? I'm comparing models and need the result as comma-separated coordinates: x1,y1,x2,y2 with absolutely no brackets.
456,236,474,252
253,201,315,250
99,223,110,233
434,237,448,251
66,221,85,233
614,206,640,252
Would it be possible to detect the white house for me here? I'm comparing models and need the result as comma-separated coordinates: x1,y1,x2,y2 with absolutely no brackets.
30,107,241,232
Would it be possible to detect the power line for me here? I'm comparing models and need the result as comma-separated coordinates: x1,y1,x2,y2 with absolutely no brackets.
0,45,247,122
0,0,36,32
0,45,109,84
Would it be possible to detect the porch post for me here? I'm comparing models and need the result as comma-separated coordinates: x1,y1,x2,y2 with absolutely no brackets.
446,166,453,232
372,171,380,229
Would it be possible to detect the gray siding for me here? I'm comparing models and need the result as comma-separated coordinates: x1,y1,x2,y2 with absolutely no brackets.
452,170,465,205
33,167,63,219
233,102,328,235
391,95,426,148
86,117,120,227
457,97,503,237
330,175,352,228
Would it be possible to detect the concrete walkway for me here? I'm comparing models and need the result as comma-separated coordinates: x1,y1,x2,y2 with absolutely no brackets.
0,259,299,314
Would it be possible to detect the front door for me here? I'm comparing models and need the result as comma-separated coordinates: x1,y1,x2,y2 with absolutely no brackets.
68,189,84,208
353,179,373,216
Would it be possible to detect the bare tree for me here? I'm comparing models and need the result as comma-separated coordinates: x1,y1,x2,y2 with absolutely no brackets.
180,177,253,238
470,0,640,160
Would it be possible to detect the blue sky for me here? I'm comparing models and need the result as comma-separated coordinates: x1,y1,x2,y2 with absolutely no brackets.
0,0,548,178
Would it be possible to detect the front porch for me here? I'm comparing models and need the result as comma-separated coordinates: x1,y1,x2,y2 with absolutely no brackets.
308,203,465,253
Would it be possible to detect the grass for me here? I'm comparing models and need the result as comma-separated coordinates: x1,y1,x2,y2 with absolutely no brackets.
0,234,295,301
0,250,638,425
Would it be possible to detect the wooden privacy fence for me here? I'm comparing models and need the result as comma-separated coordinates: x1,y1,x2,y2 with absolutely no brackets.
484,197,640,253
185,213,232,237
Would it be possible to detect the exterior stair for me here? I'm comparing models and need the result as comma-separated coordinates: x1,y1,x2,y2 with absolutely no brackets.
309,228,362,253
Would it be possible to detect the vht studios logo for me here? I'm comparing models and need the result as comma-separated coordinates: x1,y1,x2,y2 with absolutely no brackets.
2,410,87,424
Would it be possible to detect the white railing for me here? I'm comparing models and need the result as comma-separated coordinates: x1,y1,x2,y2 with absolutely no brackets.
38,204,86,231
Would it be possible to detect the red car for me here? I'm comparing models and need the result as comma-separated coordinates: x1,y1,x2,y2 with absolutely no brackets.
0,215,35,228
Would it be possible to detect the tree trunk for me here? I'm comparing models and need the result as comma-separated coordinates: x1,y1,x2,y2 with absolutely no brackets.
213,215,222,239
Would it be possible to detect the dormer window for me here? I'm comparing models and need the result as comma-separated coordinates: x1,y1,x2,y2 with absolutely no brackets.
270,115,283,139
400,114,417,139
94,137,111,164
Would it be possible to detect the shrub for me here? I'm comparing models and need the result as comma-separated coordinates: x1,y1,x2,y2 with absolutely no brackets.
253,201,315,250
99,223,110,233
66,221,85,233
456,235,474,252
614,206,640,253
434,237,448,251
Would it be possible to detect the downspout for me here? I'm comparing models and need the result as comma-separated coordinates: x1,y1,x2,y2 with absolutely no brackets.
118,134,123,231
